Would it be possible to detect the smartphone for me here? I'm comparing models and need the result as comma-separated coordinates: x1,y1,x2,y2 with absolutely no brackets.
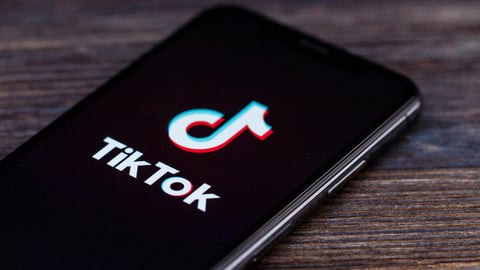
0,6,421,270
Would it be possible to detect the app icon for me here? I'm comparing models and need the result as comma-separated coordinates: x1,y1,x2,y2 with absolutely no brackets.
168,101,273,153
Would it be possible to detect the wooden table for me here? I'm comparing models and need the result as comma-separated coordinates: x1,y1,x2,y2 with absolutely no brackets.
1,0,479,269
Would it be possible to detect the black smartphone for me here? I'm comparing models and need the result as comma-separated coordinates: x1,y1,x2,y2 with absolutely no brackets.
0,6,422,270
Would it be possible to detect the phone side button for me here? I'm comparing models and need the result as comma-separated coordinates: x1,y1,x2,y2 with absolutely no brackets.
328,160,367,196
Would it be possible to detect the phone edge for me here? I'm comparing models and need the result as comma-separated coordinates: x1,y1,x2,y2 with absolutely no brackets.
212,95,422,270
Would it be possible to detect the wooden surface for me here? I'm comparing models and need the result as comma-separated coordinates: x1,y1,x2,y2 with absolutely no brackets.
1,0,480,269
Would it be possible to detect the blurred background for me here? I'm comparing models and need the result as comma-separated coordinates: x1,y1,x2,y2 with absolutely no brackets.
1,0,479,269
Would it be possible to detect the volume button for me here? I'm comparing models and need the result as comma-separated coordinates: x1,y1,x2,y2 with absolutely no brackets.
328,160,367,196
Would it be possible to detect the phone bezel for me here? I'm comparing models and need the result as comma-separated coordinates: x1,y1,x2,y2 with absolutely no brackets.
213,97,421,269
198,6,423,270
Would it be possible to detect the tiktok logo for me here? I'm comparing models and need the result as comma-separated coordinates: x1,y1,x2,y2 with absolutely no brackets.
168,101,273,153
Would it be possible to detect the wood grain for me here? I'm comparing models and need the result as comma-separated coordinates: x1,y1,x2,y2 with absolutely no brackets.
1,0,479,269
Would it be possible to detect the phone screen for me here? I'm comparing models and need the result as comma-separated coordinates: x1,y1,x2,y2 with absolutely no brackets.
0,7,417,269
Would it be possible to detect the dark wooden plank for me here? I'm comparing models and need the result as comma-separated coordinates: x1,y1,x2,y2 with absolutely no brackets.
258,168,480,269
1,0,479,269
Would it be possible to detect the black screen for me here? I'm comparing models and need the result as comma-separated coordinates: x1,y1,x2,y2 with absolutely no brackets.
0,7,416,269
